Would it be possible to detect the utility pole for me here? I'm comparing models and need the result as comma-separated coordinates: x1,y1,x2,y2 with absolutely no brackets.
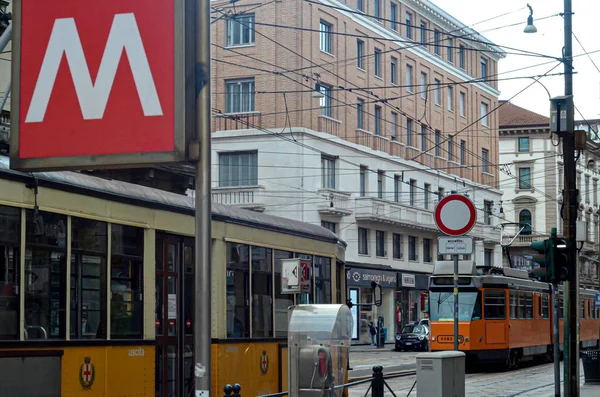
561,0,579,395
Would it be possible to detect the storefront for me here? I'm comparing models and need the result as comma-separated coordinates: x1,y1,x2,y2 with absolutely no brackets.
395,272,430,330
346,265,397,344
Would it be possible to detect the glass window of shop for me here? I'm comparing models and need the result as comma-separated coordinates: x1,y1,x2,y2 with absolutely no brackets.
110,224,144,339
0,205,20,340
70,217,107,339
25,210,68,339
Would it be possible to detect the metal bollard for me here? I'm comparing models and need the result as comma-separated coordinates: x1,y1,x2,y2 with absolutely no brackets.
371,366,384,397
232,383,242,397
223,384,242,397
224,384,233,397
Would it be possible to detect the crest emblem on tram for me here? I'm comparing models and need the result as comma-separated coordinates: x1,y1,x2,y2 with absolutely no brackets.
79,356,96,390
260,351,269,374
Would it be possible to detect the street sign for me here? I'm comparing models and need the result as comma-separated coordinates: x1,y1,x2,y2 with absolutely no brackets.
595,294,600,308
10,0,195,171
434,194,477,236
438,236,474,255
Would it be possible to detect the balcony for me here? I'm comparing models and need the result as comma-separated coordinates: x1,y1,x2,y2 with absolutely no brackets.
354,197,436,231
211,185,266,212
317,188,353,216
214,112,262,131
471,223,500,243
318,115,341,138
503,233,550,247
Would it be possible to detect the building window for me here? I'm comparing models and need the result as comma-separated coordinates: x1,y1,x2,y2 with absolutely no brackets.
357,99,364,129
393,233,403,259
219,151,258,187
408,236,417,261
374,49,382,77
421,124,427,151
225,79,255,113
390,2,397,31
406,65,413,92
374,0,381,19
423,238,432,263
447,86,453,111
377,171,384,199
480,57,488,80
484,200,492,226
434,30,440,55
394,175,401,202
321,221,336,233
420,22,427,46
518,137,530,152
405,12,412,39
459,92,466,117
519,210,532,235
482,148,489,173
391,112,398,141
519,167,531,189
424,183,430,209
391,57,398,84
375,105,382,135
448,136,453,162
435,130,441,156
0,206,20,340
70,217,108,340
357,0,363,11
320,84,332,117
484,249,492,267
406,118,413,147
460,140,466,165
447,38,453,62
409,179,416,206
434,79,440,105
110,224,144,339
321,156,336,189
357,40,364,69
319,21,333,54
459,45,465,69
376,231,385,257
481,102,489,126
226,14,255,47
358,228,369,255
420,72,427,99
360,166,367,196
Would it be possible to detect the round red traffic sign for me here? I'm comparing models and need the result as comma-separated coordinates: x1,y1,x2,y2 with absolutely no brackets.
434,194,477,236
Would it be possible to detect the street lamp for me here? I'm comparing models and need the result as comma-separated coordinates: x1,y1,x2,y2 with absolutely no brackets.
523,4,537,33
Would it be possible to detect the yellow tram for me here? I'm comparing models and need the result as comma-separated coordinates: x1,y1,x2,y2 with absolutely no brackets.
0,155,347,397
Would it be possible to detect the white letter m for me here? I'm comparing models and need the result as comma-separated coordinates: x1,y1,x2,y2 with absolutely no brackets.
25,13,163,123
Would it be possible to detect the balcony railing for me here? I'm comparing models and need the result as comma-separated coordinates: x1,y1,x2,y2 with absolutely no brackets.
504,233,550,246
214,112,262,131
212,185,266,212
354,197,436,230
318,115,341,138
471,223,500,242
317,188,353,216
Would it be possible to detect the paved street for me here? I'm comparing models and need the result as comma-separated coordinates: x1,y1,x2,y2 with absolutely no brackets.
348,347,600,396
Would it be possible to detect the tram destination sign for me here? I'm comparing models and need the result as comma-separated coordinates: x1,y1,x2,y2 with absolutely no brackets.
10,0,195,171
438,236,474,255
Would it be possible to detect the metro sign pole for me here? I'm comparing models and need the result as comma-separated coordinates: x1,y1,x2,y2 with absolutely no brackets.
434,194,477,351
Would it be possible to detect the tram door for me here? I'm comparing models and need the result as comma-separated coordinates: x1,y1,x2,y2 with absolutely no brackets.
155,233,195,397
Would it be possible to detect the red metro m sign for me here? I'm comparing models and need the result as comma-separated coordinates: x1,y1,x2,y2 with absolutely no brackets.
10,0,195,171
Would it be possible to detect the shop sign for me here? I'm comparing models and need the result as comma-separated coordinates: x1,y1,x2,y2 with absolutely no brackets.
401,274,415,288
346,268,397,288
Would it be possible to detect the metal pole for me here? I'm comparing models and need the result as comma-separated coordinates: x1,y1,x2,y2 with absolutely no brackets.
453,254,459,351
194,0,212,395
554,284,560,397
561,0,578,395
0,75,10,112
0,22,12,53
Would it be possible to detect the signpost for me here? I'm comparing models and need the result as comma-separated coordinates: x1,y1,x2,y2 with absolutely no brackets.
434,194,477,351
10,1,212,397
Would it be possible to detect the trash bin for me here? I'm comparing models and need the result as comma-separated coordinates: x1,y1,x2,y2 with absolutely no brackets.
581,350,600,384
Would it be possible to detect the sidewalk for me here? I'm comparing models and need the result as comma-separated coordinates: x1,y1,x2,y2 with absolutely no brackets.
349,344,417,379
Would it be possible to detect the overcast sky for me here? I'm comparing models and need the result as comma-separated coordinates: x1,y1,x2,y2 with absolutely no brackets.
432,0,599,121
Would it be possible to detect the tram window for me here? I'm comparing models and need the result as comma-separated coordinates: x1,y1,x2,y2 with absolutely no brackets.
509,290,517,319
484,290,506,320
70,217,107,339
315,256,332,304
25,210,68,339
518,292,525,319
274,250,294,338
295,254,313,304
541,293,549,319
226,242,250,338
525,292,533,319
251,246,273,337
0,205,20,340
581,298,586,319
110,224,144,339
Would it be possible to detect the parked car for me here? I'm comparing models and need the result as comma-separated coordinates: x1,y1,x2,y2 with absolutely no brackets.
418,318,429,328
395,322,429,351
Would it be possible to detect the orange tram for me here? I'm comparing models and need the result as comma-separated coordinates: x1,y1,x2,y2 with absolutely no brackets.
428,260,600,367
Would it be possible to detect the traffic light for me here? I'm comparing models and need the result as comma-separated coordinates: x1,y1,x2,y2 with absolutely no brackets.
530,238,551,282
552,237,569,283
529,228,570,284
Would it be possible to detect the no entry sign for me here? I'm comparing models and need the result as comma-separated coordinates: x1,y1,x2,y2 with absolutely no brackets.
434,194,477,236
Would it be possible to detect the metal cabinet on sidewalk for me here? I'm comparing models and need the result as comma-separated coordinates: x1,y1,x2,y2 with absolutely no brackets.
415,351,465,397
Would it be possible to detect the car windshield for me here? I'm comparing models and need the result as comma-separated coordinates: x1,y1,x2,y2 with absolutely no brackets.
401,325,426,334
428,291,481,321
